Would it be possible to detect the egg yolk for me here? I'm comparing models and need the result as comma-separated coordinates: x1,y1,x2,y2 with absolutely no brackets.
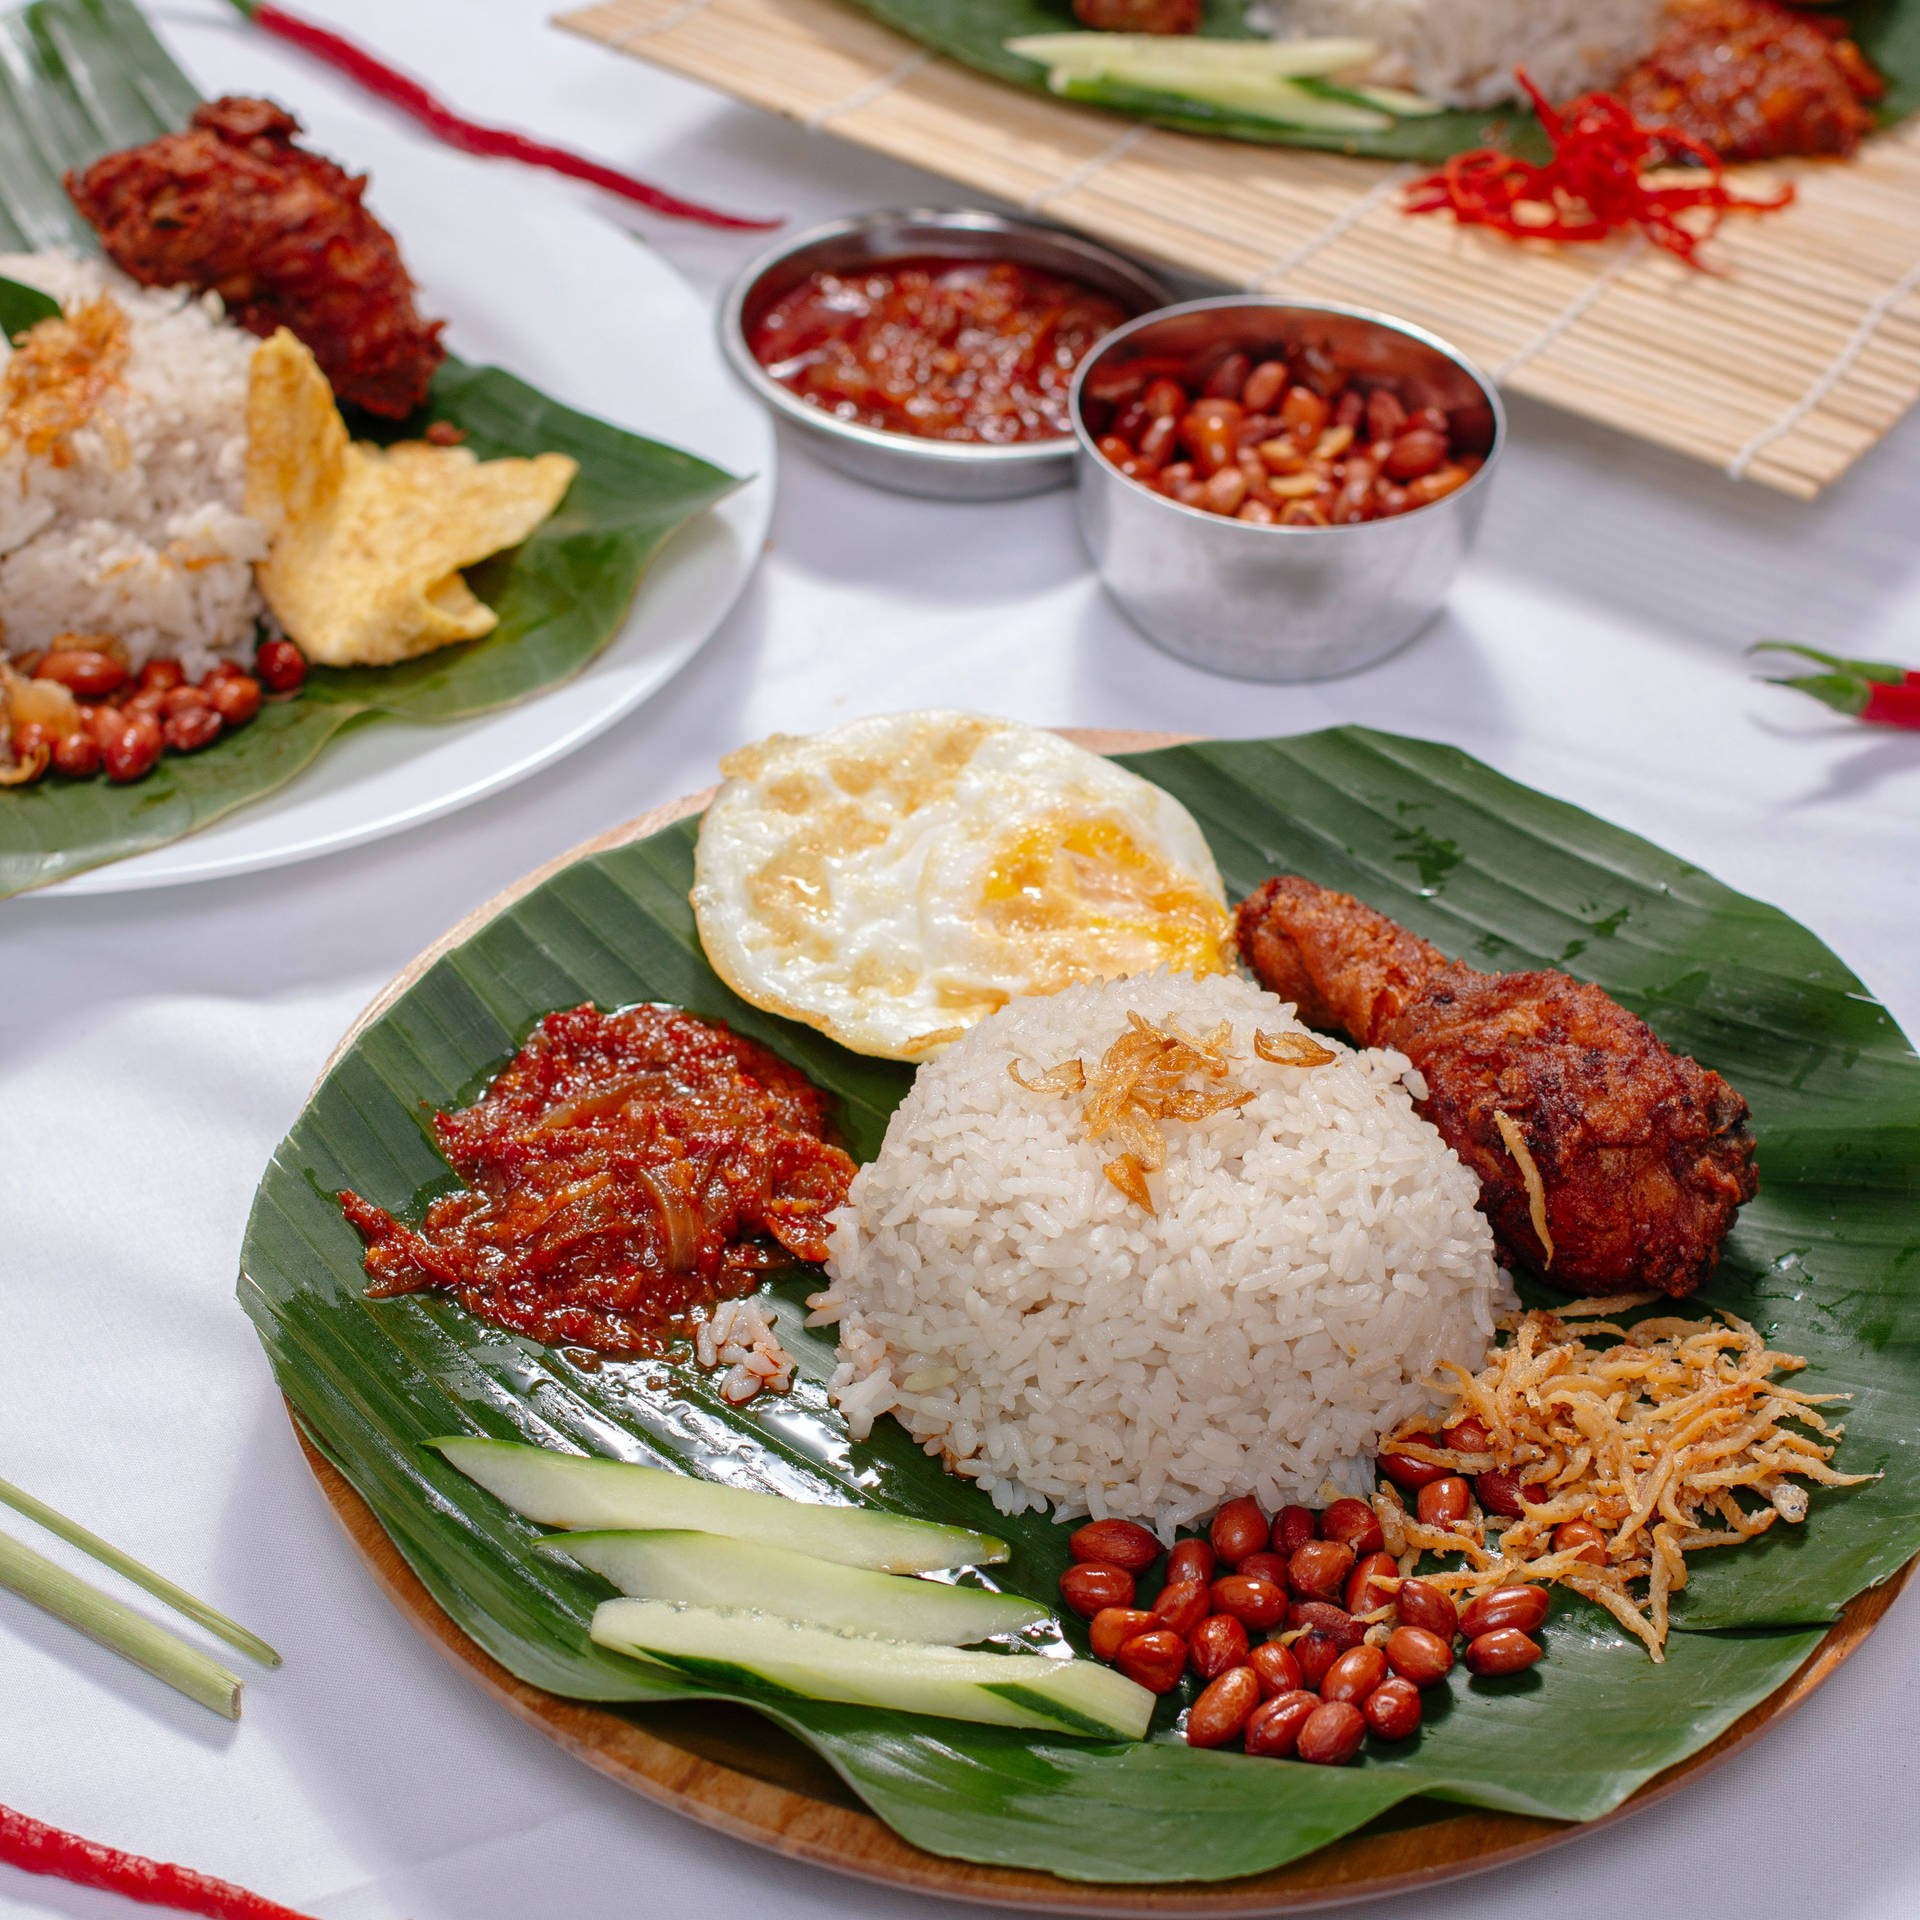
979,816,1229,988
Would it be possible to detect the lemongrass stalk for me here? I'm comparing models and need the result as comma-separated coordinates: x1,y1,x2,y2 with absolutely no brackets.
0,1528,242,1720
0,1475,280,1667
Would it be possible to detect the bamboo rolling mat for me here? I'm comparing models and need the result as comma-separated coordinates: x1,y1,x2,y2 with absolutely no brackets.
557,0,1920,497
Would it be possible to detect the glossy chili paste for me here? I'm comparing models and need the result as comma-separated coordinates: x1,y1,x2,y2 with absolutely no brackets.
1622,0,1883,160
339,1003,855,1355
748,256,1131,444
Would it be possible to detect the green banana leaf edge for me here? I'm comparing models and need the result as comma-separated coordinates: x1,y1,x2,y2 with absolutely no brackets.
239,727,1920,1887
837,0,1920,163
0,0,740,898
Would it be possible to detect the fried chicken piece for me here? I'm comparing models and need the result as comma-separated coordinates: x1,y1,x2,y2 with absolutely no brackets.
67,97,443,418
1235,876,1758,1298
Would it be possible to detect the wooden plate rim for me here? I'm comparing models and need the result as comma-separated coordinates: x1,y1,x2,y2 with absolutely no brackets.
297,728,1913,1914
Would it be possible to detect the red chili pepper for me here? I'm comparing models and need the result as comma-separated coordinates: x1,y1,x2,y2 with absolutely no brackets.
0,1802,314,1918
225,0,778,231
1753,641,1920,730
1404,69,1791,267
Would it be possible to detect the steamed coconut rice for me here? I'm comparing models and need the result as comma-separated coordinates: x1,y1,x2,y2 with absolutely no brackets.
0,250,267,678
1251,0,1668,109
809,969,1512,1536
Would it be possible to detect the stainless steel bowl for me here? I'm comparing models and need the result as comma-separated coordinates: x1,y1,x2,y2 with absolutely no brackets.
1070,297,1505,681
719,209,1173,501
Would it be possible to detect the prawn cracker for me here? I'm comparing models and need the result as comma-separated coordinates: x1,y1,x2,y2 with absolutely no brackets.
244,328,576,666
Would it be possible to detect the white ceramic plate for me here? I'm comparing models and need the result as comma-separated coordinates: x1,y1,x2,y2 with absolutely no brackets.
49,118,773,895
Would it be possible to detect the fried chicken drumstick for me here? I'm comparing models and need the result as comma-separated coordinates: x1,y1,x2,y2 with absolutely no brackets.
67,96,444,418
1235,876,1758,1297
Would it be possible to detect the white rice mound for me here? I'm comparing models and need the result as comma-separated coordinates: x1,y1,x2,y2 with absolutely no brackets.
0,250,268,677
810,970,1513,1535
1251,0,1667,110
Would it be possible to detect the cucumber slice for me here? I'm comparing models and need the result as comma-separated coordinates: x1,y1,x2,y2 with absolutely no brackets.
590,1599,1154,1741
1005,33,1377,82
1052,71,1392,133
431,1438,1009,1574
1347,82,1445,115
544,1530,1049,1644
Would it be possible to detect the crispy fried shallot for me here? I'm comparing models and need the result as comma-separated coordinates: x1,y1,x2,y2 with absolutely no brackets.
1254,1028,1337,1069
1008,1010,1322,1214
1374,1298,1876,1658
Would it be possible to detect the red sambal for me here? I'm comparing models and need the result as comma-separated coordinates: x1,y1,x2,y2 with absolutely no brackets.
339,1003,855,1355
749,256,1131,444
1621,0,1883,160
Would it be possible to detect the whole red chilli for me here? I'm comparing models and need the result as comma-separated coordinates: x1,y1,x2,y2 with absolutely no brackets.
1754,640,1920,730
227,0,778,230
0,1802,315,1918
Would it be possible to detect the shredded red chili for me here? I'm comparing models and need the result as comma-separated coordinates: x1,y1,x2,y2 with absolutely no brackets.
749,257,1132,443
339,1004,855,1355
0,1802,313,1919
1404,70,1794,268
225,0,777,230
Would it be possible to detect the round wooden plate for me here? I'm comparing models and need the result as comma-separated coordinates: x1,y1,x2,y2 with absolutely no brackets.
295,730,1916,1915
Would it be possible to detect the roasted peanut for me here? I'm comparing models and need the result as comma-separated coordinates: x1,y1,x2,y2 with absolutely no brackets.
1441,1413,1492,1454
1279,385,1329,439
1060,1563,1134,1617
256,638,308,693
208,673,263,727
1385,1625,1454,1689
1240,359,1288,413
1116,1629,1188,1694
1271,1504,1318,1557
102,713,162,783
1287,1539,1354,1604
1209,1496,1269,1568
1363,1677,1422,1741
1553,1519,1608,1566
1201,352,1251,401
35,647,126,698
163,703,223,753
1394,1579,1458,1641
1320,1644,1389,1705
1165,1538,1216,1586
138,658,184,693
1244,1689,1319,1758
1090,1606,1155,1662
1288,1599,1365,1650
1185,1665,1260,1748
1417,1477,1472,1529
1069,1519,1161,1572
1234,1551,1291,1591
1345,1550,1399,1617
1188,1613,1251,1680
1378,1434,1447,1490
1209,1575,1287,1632
51,728,101,778
1321,1498,1385,1557
1295,1699,1367,1766
1474,1470,1529,1518
1248,1639,1302,1699
1150,1578,1211,1640
1459,1587,1549,1638
1293,1630,1341,1690
1464,1627,1542,1677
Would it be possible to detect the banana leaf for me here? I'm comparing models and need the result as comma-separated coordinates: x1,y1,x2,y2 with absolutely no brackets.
239,728,1920,1885
838,0,1917,163
0,0,739,896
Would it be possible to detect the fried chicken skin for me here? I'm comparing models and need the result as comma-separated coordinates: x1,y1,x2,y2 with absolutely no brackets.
1235,875,1758,1297
67,97,444,418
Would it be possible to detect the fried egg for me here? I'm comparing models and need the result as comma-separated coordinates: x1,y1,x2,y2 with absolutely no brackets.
691,711,1231,1060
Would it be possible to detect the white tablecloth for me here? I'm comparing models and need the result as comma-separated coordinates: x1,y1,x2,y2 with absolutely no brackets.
4,3,1918,1914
